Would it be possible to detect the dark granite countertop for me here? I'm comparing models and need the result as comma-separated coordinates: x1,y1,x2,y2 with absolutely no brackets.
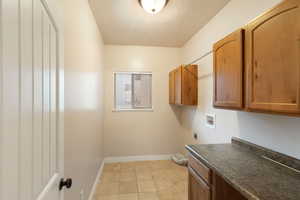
186,138,300,200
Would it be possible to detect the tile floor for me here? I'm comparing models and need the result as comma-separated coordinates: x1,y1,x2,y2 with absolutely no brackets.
93,160,188,200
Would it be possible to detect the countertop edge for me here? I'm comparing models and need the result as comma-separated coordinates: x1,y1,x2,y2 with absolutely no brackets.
185,144,260,200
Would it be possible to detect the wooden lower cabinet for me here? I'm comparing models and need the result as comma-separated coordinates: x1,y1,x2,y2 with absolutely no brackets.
212,173,247,200
188,154,246,200
188,167,211,200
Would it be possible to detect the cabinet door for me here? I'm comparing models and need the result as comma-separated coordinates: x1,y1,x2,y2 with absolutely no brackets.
188,167,211,200
213,29,244,109
182,65,198,105
213,173,246,200
245,0,300,114
169,70,175,104
175,66,183,105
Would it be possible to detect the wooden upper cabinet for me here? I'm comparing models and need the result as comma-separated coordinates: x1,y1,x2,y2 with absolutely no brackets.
169,70,175,104
182,65,198,105
175,66,183,105
169,65,198,106
213,29,244,110
245,0,300,114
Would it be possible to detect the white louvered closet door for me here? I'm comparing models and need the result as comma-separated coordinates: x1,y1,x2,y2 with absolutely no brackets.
0,0,64,200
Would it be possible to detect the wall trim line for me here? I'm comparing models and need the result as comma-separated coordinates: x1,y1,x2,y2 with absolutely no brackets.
87,161,104,200
103,154,172,163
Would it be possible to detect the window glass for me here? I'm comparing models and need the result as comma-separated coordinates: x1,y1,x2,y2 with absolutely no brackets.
114,72,152,110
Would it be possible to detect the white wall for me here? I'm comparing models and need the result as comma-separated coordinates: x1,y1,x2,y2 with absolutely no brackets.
181,0,300,159
64,0,105,199
103,45,183,157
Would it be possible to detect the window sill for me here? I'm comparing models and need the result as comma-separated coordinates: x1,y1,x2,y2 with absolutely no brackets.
112,108,154,112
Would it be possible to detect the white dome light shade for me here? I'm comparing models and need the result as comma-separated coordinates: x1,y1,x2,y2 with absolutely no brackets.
139,0,168,14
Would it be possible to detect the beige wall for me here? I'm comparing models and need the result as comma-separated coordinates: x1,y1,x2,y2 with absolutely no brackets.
181,0,300,159
64,0,104,199
103,45,183,157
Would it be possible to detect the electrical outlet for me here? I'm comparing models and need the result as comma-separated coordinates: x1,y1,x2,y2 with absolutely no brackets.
80,190,84,200
193,133,198,140
205,114,216,128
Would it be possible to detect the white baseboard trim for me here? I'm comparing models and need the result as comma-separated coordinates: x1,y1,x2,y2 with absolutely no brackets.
104,154,173,163
88,161,104,200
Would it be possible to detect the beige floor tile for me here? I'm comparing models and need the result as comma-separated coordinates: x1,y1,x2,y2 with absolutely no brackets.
135,161,153,172
173,181,188,193
164,170,186,182
150,162,166,170
175,172,188,182
120,162,137,172
138,181,157,193
121,168,136,173
136,171,153,181
158,192,187,200
167,186,183,194
103,163,121,172
119,181,138,194
154,180,174,192
96,183,119,196
94,195,119,200
173,193,188,200
152,169,167,176
93,161,188,200
119,193,138,200
171,166,188,175
138,193,159,200
157,192,173,200
167,170,181,181
120,171,137,182
134,161,152,167
157,160,174,169
136,165,152,173
152,170,172,182
101,172,120,183
169,163,186,170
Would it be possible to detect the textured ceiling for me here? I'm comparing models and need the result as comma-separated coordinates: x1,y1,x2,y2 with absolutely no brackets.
89,0,230,47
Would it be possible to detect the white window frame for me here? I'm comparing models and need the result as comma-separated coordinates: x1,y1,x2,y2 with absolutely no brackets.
113,71,154,112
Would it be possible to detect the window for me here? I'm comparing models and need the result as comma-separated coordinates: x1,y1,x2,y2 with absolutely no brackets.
114,72,152,111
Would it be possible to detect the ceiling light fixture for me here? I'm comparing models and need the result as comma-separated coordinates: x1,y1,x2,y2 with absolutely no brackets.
138,0,169,14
